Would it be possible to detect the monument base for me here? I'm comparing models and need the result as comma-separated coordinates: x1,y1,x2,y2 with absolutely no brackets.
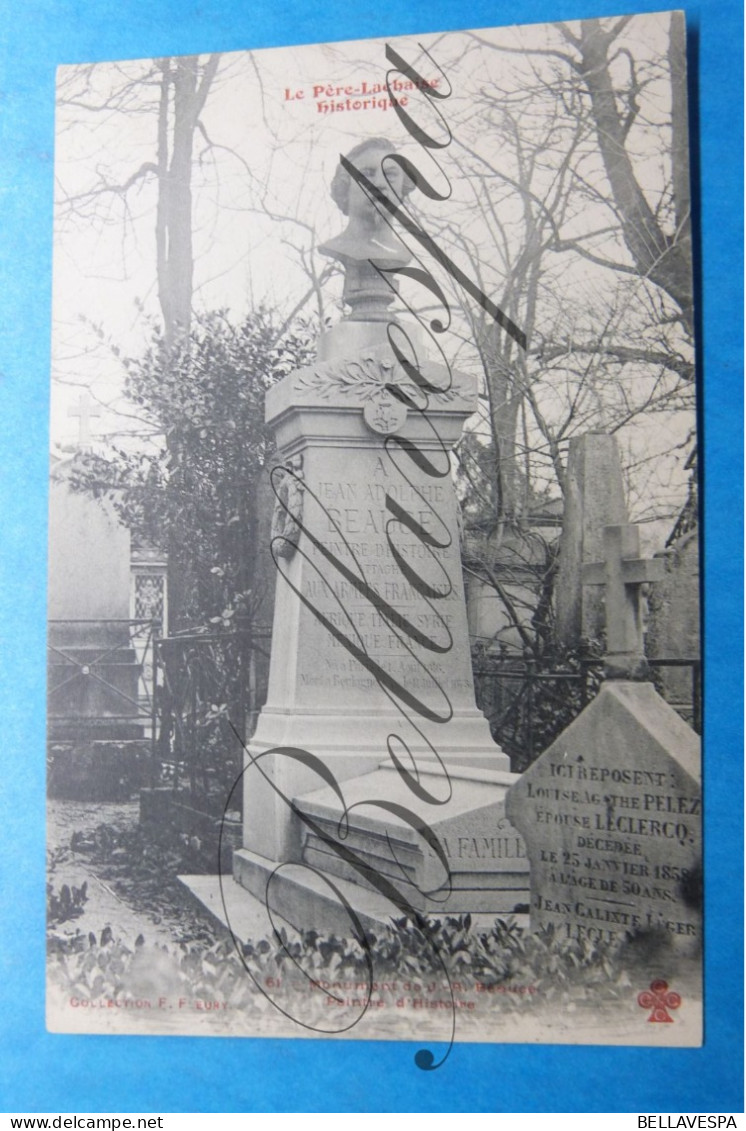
178,871,299,941
236,761,529,931
247,705,512,771
233,848,404,935
183,857,530,946
243,707,513,863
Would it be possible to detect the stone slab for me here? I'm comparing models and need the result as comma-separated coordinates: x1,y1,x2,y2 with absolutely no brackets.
48,721,145,741
231,849,528,937
48,467,131,621
178,872,297,942
506,681,701,954
294,762,529,915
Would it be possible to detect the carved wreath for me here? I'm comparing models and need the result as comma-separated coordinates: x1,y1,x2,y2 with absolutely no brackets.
295,352,469,405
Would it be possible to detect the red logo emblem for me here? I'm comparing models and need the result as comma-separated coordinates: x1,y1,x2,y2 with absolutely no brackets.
637,979,682,1022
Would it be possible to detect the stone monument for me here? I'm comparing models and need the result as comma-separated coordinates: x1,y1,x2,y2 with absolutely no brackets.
226,139,528,930
554,433,627,653
506,523,702,956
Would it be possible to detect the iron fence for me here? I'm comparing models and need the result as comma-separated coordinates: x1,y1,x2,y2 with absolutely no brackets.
474,654,701,772
47,618,159,732
645,657,702,733
152,626,270,812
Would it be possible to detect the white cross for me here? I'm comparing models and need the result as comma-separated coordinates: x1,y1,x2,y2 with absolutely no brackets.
68,390,101,447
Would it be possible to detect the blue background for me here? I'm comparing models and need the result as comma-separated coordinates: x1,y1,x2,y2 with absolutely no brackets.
0,0,742,1114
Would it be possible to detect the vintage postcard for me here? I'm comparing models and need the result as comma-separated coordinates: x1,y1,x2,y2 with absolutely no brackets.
47,13,701,1055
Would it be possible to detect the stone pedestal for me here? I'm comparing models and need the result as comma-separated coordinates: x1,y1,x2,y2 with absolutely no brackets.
235,763,528,930
237,324,517,919
300,764,527,912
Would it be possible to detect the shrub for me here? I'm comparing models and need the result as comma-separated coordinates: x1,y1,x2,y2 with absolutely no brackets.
48,914,653,1018
47,880,88,928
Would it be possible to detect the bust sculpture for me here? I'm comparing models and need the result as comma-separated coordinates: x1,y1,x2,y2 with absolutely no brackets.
319,137,414,321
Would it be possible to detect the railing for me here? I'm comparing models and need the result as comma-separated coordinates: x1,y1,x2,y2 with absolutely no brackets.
474,653,701,772
49,617,700,794
47,618,160,733
152,626,270,812
645,657,702,733
473,655,598,772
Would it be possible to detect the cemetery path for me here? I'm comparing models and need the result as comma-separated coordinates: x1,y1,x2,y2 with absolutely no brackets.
46,805,703,1045
47,799,220,950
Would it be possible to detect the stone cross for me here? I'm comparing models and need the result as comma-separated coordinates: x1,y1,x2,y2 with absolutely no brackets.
554,433,627,651
68,390,101,448
582,523,664,678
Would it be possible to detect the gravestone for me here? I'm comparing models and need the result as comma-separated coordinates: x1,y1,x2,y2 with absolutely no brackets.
225,139,528,927
48,407,147,796
48,456,131,624
506,523,701,955
554,433,627,653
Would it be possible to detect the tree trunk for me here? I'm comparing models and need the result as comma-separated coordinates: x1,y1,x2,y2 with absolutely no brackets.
578,18,693,337
156,55,220,347
154,55,220,627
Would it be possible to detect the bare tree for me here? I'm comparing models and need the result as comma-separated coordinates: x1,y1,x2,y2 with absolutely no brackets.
570,15,693,336
57,54,220,344
418,15,696,654
155,55,220,343
53,23,696,648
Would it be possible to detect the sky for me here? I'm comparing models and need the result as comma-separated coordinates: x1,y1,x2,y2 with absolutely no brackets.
50,15,693,543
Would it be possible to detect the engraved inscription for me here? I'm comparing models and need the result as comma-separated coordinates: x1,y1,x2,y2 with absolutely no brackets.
511,751,701,946
294,468,466,708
